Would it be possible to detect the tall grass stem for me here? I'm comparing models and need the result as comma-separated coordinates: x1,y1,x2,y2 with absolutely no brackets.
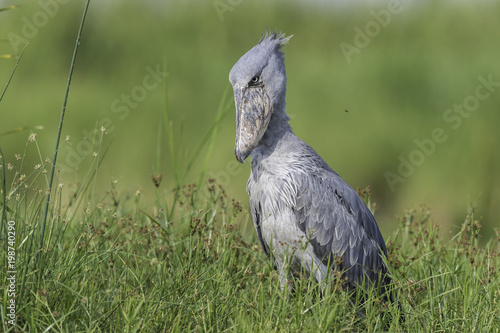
0,43,27,104
37,0,91,281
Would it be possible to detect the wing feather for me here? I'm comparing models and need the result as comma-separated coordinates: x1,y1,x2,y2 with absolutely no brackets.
291,165,389,290
249,201,271,260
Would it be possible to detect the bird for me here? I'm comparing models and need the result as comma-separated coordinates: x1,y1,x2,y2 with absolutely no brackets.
229,30,397,310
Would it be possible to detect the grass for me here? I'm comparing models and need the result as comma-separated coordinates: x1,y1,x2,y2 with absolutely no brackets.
1,2,500,332
1,162,499,331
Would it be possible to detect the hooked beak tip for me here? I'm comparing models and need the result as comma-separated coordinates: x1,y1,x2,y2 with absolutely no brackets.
234,148,248,164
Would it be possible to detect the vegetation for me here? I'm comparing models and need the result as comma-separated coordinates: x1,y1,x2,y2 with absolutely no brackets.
1,160,499,331
1,1,499,332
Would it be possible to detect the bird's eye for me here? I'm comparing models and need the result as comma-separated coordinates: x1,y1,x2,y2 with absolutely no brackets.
249,75,260,85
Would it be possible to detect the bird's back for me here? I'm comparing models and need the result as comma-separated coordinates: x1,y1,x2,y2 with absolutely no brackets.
247,130,392,297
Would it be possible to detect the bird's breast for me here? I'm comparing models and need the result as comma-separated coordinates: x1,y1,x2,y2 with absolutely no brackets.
248,167,306,247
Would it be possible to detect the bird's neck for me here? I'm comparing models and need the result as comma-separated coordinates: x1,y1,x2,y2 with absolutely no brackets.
255,101,293,153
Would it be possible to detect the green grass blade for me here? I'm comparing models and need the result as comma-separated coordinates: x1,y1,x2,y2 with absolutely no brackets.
195,85,233,190
0,5,19,12
0,43,28,104
156,114,162,174
162,58,176,183
37,0,91,281
0,126,44,137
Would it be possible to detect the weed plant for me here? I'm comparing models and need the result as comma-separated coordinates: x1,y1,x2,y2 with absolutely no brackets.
1,166,499,331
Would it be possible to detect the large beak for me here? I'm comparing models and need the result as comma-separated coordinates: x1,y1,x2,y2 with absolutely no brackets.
234,86,272,163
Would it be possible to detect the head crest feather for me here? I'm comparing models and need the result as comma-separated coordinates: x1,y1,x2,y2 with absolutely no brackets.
257,29,292,62
258,29,293,47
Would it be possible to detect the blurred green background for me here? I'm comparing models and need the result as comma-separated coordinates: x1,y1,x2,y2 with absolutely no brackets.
1,0,499,239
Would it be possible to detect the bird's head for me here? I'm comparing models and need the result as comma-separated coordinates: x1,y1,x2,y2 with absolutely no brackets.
229,30,292,163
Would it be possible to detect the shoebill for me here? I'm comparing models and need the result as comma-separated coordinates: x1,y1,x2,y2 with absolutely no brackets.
229,30,396,308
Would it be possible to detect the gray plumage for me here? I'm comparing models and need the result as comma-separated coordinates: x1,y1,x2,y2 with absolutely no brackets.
229,31,393,301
